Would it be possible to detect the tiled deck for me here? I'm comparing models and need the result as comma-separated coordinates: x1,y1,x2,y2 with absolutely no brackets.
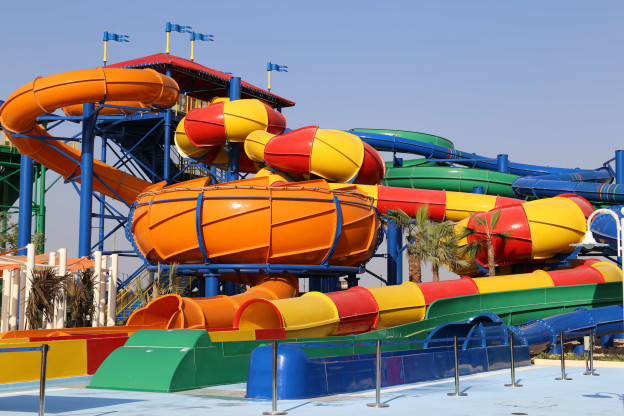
0,363,622,415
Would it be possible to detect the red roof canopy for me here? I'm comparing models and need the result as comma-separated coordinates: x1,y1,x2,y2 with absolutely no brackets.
108,53,295,109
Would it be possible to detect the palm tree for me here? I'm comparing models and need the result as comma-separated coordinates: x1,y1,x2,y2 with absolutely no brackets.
386,207,468,282
65,268,96,327
423,219,469,281
25,267,70,329
460,210,510,277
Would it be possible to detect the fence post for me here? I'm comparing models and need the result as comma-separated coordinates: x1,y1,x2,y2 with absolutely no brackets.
583,329,599,376
39,344,49,416
555,331,572,381
262,341,287,415
448,336,467,396
504,333,522,387
367,339,389,408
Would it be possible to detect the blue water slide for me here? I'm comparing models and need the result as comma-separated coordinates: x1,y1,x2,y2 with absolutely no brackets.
590,206,624,250
512,175,623,203
350,130,612,179
350,129,624,203
246,305,623,399
510,305,624,354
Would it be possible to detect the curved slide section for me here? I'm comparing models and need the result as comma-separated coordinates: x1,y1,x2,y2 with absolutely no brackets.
457,196,590,268
350,129,612,178
0,68,179,204
512,174,624,204
125,274,299,330
383,164,519,198
510,305,624,354
233,262,621,338
351,129,620,204
589,205,624,251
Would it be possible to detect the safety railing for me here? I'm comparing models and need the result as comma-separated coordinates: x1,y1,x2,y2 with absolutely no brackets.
172,94,211,116
114,272,197,324
0,344,49,416
261,329,604,414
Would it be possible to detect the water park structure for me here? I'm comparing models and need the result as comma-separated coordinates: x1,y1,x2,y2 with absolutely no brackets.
0,22,623,412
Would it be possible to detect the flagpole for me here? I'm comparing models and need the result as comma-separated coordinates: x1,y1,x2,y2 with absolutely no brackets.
166,31,171,56
268,70,271,91
103,40,108,67
191,39,195,61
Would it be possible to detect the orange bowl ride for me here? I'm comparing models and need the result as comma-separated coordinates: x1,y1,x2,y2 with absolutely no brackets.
130,177,380,266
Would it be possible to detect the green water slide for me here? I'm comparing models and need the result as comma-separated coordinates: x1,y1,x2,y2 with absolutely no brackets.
354,128,520,198
383,163,519,198
88,282,621,392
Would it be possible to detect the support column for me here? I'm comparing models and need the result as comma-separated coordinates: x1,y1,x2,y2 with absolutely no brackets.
223,77,242,296
36,164,46,253
164,66,173,183
107,254,118,326
473,186,484,194
205,274,218,297
55,248,67,329
386,220,398,286
308,278,322,293
497,154,509,173
98,255,107,326
1,269,10,332
396,224,403,285
18,270,26,330
346,273,359,288
226,76,242,183
98,137,107,252
45,252,56,329
79,103,96,257
92,251,102,327
9,269,19,330
23,243,35,329
321,278,339,293
17,155,34,255
616,150,624,185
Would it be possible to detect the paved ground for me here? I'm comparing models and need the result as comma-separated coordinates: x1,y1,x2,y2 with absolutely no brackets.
0,364,622,415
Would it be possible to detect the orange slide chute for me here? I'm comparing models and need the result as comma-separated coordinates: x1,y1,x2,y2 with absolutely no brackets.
0,274,299,339
126,274,299,329
0,67,179,205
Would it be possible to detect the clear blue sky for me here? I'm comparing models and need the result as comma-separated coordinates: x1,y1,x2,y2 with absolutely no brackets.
0,1,622,279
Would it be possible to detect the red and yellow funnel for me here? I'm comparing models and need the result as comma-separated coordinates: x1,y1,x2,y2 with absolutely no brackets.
462,196,590,268
245,126,385,185
182,99,286,148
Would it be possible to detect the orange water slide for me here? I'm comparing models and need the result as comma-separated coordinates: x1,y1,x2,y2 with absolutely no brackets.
126,274,299,329
0,274,299,339
0,68,179,205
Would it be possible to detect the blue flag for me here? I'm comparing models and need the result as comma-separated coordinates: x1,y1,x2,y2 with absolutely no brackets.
166,22,192,33
267,62,288,72
190,32,214,42
103,31,129,42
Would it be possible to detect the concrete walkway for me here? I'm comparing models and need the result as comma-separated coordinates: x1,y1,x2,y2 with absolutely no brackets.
0,364,622,415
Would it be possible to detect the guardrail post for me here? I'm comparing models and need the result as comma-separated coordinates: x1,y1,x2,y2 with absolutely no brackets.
584,329,599,376
39,344,49,416
367,339,389,408
448,336,467,396
505,333,522,387
262,341,286,415
555,331,572,381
